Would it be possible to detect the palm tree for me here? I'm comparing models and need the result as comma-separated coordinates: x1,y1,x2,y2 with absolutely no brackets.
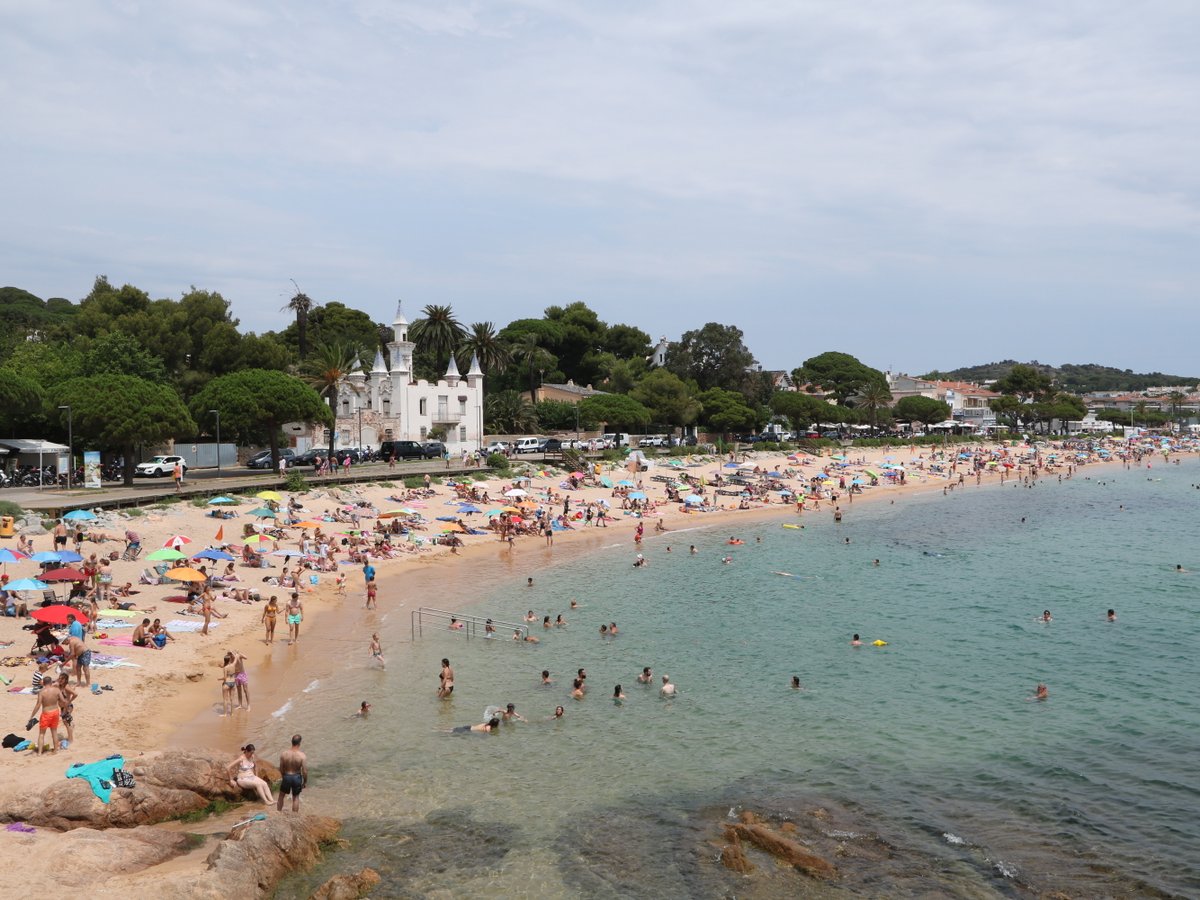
485,390,538,434
853,382,893,431
302,342,360,460
409,304,467,372
458,321,510,375
282,282,318,359
509,333,556,399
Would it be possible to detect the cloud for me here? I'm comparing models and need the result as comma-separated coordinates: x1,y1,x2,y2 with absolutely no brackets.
1,0,1197,373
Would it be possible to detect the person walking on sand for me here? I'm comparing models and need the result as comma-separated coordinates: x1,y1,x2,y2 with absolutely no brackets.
232,649,250,710
28,676,63,754
261,595,279,644
173,461,183,492
277,734,308,812
286,592,303,644
227,744,274,804
369,633,386,669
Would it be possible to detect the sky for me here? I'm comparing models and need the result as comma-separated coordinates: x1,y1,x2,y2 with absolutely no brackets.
2,1,1198,376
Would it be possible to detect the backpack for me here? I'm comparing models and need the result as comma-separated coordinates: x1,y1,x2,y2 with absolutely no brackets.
112,769,135,789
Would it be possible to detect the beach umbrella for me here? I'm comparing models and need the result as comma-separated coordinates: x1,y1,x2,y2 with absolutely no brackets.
164,566,207,582
628,491,646,500
55,551,84,563
486,510,504,517
292,520,322,528
256,491,283,501
62,509,96,521
599,477,613,488
442,523,467,533
249,507,277,518
504,488,526,497
30,551,64,563
851,478,866,485
146,547,186,561
5,578,49,592
501,506,521,513
0,549,29,564
777,489,793,495
32,604,89,625
208,496,238,505
39,567,88,582
570,471,584,478
242,535,271,545
193,549,235,562
457,504,481,514
163,535,192,548
766,471,785,478
683,495,704,504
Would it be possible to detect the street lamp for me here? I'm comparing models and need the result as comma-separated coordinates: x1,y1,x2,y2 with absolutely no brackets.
209,410,221,476
57,405,72,490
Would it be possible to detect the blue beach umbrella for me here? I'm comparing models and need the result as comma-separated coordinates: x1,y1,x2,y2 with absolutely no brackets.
208,496,237,505
599,477,613,488
457,505,481,514
723,462,739,468
55,551,83,563
617,479,635,487
193,549,235,562
30,551,63,563
0,549,29,564
628,491,646,500
63,509,96,521
6,578,49,592
249,507,277,518
684,495,704,504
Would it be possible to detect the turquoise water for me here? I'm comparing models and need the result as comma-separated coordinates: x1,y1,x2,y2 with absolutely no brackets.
274,460,1200,897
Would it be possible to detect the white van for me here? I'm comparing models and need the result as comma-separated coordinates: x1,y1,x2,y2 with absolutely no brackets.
513,437,543,454
602,433,631,448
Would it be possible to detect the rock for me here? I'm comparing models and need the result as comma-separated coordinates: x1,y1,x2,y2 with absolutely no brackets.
719,828,754,874
1,748,283,831
779,821,798,834
5,824,193,887
738,810,762,825
110,813,342,900
728,823,837,880
310,867,382,899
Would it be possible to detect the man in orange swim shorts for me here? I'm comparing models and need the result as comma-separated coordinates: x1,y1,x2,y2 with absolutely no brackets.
28,677,63,754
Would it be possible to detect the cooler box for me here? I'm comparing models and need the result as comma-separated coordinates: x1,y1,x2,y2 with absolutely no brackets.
0,516,13,538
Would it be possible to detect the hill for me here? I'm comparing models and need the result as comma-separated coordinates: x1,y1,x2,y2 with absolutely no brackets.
921,361,1198,394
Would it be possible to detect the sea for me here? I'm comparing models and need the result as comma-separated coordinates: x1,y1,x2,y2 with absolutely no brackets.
258,458,1199,898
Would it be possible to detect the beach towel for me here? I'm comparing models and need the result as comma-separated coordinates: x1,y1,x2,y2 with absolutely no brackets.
164,619,216,633
100,636,134,647
95,619,134,630
66,754,124,803
90,654,138,669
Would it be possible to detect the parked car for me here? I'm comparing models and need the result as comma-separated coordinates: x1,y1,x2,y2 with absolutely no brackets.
421,441,446,459
246,449,295,469
638,435,668,447
379,440,425,460
291,449,325,467
542,438,562,452
483,441,512,454
135,455,188,478
513,437,543,454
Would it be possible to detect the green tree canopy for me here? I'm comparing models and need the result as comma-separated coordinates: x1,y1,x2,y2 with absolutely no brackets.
664,323,756,394
770,392,839,433
0,371,44,434
190,369,332,469
894,396,951,426
604,323,652,360
485,390,538,434
630,368,699,432
51,375,195,484
279,301,383,367
578,393,651,431
792,351,887,406
698,387,760,435
410,303,467,375
992,363,1054,402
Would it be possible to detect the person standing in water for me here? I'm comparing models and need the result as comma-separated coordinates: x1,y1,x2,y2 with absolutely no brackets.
277,734,308,812
438,658,454,698
369,633,385,669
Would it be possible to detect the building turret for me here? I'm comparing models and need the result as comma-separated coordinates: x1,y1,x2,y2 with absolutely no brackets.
444,353,460,386
466,352,484,389
389,300,415,375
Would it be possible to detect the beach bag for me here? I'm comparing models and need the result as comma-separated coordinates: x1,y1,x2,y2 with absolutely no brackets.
112,769,135,789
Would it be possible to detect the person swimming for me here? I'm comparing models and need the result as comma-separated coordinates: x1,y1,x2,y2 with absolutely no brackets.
851,634,862,647
1107,609,1117,621
1041,610,1052,623
452,717,500,733
613,684,626,702
791,676,801,689
637,666,652,684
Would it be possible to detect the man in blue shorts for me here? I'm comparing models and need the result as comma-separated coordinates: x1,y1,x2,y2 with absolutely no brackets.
277,733,307,812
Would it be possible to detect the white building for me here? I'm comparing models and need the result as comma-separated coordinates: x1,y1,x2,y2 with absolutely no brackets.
311,302,486,452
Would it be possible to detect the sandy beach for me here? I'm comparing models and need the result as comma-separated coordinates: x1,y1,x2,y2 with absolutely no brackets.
0,441,1105,888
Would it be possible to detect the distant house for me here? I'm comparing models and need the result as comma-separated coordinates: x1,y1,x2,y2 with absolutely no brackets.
526,381,608,405
886,373,999,428
647,337,670,368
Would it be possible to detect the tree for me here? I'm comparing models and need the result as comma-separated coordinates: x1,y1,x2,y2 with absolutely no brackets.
301,343,362,461
894,396,951,427
409,304,467,374
793,351,887,406
664,323,756,394
853,381,893,431
770,392,838,434
988,394,1024,431
459,321,510,375
190,370,332,471
0,371,43,434
80,331,168,381
698,387,760,436
51,375,195,485
509,332,557,399
545,302,608,384
485,390,538,434
283,285,317,359
630,368,699,435
280,301,384,367
534,400,584,431
604,323,652,360
578,394,651,432
992,363,1053,403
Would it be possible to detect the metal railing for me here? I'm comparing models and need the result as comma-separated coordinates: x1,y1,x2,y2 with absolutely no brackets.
411,607,529,642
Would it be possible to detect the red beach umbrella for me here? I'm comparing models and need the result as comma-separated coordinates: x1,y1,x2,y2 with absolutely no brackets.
32,605,90,625
39,567,88,583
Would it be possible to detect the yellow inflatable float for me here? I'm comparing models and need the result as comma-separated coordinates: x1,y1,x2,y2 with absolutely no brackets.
872,639,888,647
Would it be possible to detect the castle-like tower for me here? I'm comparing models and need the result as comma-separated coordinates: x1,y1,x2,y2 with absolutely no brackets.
318,301,485,452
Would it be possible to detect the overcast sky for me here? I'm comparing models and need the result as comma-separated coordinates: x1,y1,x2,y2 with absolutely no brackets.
3,1,1197,376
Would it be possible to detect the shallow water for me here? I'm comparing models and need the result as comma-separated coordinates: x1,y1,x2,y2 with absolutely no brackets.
270,459,1200,897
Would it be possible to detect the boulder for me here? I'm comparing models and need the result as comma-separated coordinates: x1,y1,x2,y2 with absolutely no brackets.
310,867,382,899
728,822,837,880
1,824,193,887
1,748,282,831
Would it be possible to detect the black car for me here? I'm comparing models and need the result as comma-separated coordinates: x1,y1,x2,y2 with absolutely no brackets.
421,441,446,459
291,449,324,467
543,438,562,452
247,449,295,469
379,440,424,460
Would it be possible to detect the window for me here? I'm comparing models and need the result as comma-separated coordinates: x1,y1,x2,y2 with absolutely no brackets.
419,398,427,416
341,400,350,414
458,396,467,414
384,428,394,439
459,426,467,442
420,426,427,439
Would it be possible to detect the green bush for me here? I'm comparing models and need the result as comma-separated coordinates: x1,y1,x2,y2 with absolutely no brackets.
487,453,510,471
403,475,426,489
126,508,145,517
378,481,396,488
284,470,308,492
0,500,25,519
190,497,209,508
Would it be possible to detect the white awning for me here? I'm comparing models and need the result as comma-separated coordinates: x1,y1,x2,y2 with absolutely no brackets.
0,439,70,453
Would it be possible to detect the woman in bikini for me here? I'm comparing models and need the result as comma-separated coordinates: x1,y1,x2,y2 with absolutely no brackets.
219,652,237,717
226,744,273,802
261,595,279,644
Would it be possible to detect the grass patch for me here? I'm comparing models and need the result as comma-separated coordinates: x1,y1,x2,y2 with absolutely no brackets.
125,507,145,517
402,476,426,489
190,498,210,508
0,500,25,519
182,833,207,850
377,481,395,488
172,797,240,824
284,470,308,492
